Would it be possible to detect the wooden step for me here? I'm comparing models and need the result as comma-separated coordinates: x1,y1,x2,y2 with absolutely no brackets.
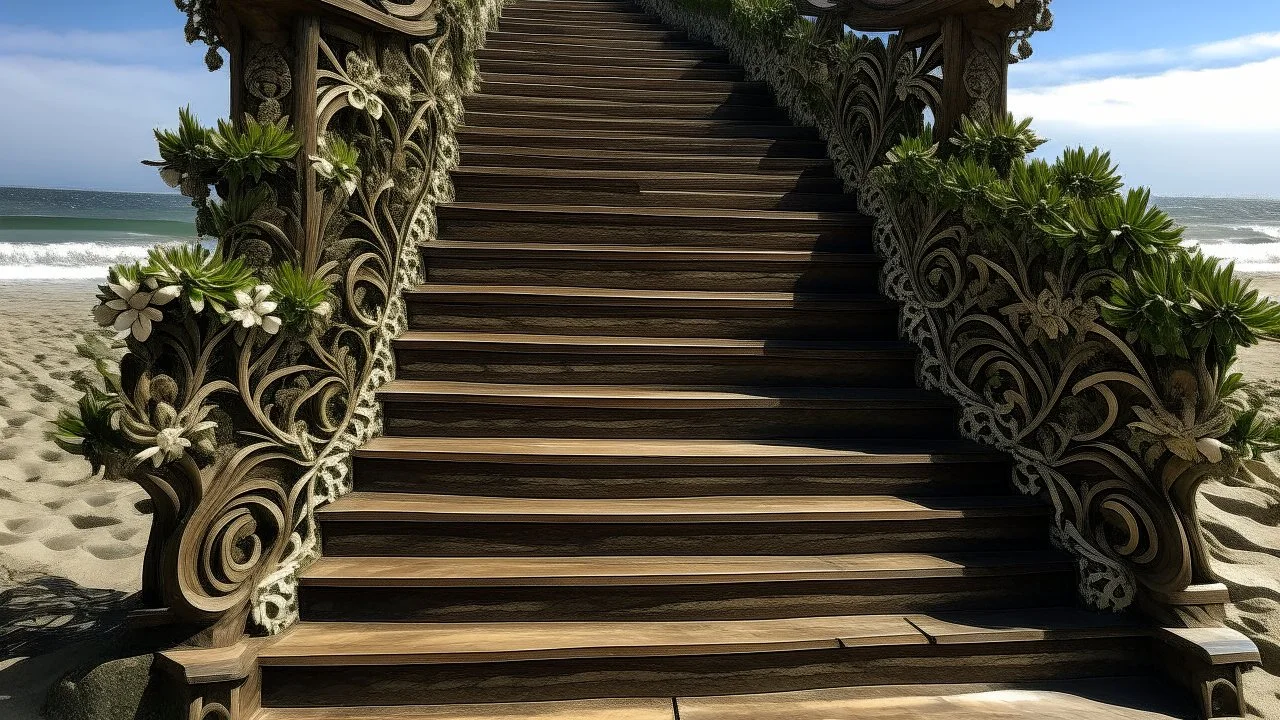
393,329,910,385
450,166,843,203
316,491,1050,557
467,93,788,121
453,184,852,211
494,20,685,40
509,0,650,12
376,380,959,439
435,203,865,249
350,436,1012,498
498,9,667,28
420,240,879,291
457,126,822,157
258,610,1150,706
297,551,1077,622
458,145,829,173
480,39,728,62
252,677,1198,720
404,284,898,339
477,78,770,105
463,111,816,138
477,58,745,81
484,32,710,52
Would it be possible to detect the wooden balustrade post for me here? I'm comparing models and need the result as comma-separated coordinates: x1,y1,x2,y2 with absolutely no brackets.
935,8,1012,140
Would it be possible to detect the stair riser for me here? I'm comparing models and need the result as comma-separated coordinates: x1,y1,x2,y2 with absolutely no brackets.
478,81,770,105
419,255,880,292
485,33,708,52
406,302,898,339
466,96,786,121
495,21,684,39
319,516,1048,557
463,111,815,138
260,639,1152,707
458,149,827,173
298,572,1076,622
451,171,841,198
497,11,663,28
457,132,821,157
476,59,744,80
477,49,735,69
474,74,766,95
480,42,727,63
380,401,958,439
350,457,1013,498
452,186,853,211
393,347,915,386
435,221,866,250
509,0,649,12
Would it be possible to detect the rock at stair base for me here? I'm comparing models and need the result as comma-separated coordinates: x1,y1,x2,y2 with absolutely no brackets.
44,654,180,720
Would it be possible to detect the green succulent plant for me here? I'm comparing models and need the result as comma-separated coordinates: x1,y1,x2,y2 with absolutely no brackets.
950,114,1045,177
993,158,1067,229
49,385,125,475
1101,260,1191,358
1224,407,1280,460
267,262,333,332
1184,254,1280,364
1046,188,1184,271
148,106,218,191
1052,147,1123,201
145,243,258,314
209,115,300,184
878,129,942,197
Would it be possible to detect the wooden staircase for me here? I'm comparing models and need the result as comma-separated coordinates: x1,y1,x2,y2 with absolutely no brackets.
244,0,1200,716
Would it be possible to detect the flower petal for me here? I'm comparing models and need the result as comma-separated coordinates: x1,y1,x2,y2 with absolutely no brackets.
262,315,282,335
134,314,153,342
113,309,139,332
152,285,181,306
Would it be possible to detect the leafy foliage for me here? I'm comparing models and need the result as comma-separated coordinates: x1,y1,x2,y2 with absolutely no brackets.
1045,188,1184,271
210,115,300,183
950,114,1045,177
1184,254,1280,364
1225,407,1280,461
1053,147,1123,201
1102,261,1191,358
49,385,124,474
267,263,333,332
145,243,257,314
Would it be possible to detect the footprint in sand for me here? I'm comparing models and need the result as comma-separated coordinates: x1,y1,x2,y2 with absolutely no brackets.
0,531,25,546
39,449,64,462
5,516,54,534
6,414,30,427
83,491,119,508
41,534,83,551
110,526,140,542
0,445,19,461
69,514,122,530
87,542,142,560
43,497,70,510
31,383,57,402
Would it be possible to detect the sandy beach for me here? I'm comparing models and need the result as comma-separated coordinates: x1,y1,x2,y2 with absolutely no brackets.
0,276,1277,717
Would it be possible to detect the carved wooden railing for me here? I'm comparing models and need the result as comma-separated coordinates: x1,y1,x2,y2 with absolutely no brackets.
70,0,497,659
636,0,1262,716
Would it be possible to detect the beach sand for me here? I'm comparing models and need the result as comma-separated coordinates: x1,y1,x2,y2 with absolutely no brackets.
0,277,1277,717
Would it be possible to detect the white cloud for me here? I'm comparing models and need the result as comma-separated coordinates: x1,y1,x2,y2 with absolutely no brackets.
0,28,227,192
1010,56,1280,132
1011,31,1280,86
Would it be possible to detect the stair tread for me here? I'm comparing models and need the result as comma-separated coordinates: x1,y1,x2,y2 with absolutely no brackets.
394,331,908,354
450,164,835,185
460,145,824,162
376,380,951,408
259,608,1141,665
252,678,1194,719
424,240,874,261
353,435,999,463
438,203,855,223
316,491,1045,522
408,283,886,305
300,551,1073,587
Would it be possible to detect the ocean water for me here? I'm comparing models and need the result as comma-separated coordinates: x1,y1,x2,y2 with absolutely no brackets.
0,187,196,280
0,187,1277,280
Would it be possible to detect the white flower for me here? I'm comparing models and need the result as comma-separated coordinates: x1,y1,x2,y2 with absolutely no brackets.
93,277,180,342
313,300,332,318
229,284,282,334
341,178,358,196
159,167,183,188
310,155,336,178
134,420,217,467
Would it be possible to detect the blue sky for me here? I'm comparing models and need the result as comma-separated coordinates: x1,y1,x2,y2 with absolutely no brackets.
1,1,1279,196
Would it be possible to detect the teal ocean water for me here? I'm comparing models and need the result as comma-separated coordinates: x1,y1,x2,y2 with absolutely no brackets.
0,187,1277,280
0,187,196,280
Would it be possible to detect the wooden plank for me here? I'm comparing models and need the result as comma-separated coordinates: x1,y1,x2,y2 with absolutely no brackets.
299,551,1072,587
258,616,925,665
907,608,1143,645
255,698,675,720
316,491,1044,523
1157,626,1261,665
